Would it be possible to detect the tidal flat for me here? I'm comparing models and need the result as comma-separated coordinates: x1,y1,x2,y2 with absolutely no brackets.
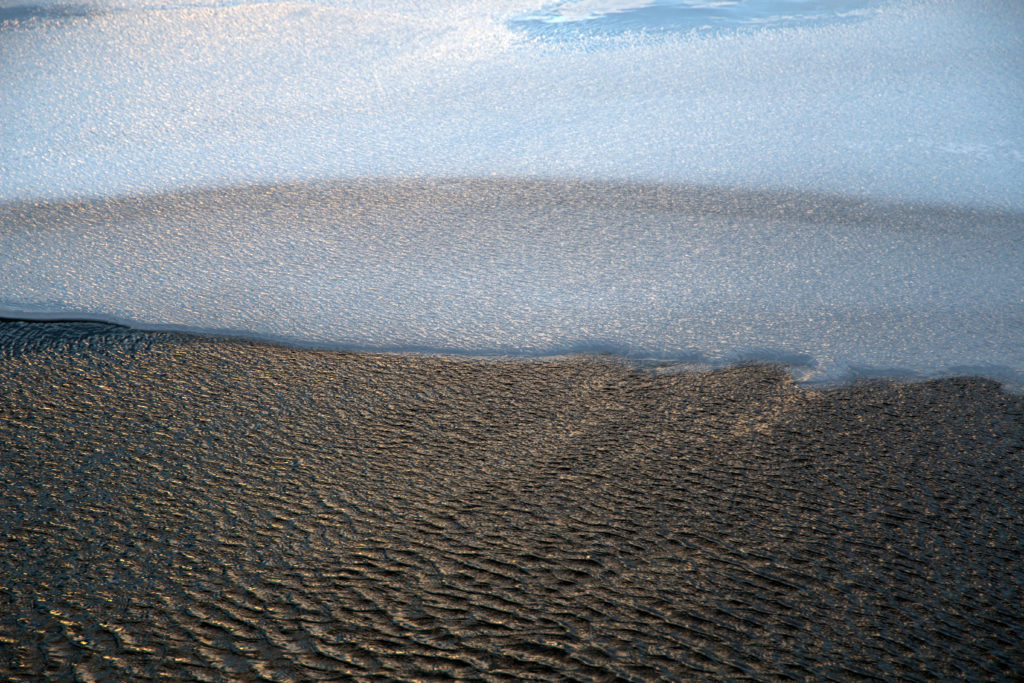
1,320,1022,680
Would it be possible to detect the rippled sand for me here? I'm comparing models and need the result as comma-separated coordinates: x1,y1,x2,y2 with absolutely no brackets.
1,320,1022,680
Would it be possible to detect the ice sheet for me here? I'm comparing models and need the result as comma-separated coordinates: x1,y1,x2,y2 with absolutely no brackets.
1,0,1021,208
2,180,1021,389
1,0,1022,388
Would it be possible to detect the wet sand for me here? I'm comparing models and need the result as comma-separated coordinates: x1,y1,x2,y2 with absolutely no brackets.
1,319,1022,680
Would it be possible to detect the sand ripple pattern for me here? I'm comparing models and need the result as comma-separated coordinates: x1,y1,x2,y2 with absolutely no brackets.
1,321,1023,680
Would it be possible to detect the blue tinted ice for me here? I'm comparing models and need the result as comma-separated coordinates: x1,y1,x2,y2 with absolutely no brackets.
511,0,884,37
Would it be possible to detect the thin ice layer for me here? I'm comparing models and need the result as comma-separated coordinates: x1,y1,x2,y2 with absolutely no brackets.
2,180,1022,388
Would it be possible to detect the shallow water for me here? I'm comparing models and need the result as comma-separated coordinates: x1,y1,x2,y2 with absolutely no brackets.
1,320,1022,679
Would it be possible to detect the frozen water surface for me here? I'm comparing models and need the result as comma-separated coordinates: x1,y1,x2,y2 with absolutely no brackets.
511,0,884,37
2,0,1020,207
0,0,1022,388
2,180,1022,389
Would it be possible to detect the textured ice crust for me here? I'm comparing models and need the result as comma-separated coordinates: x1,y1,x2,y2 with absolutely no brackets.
1,0,1022,389
1,0,1021,208
2,180,1022,391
